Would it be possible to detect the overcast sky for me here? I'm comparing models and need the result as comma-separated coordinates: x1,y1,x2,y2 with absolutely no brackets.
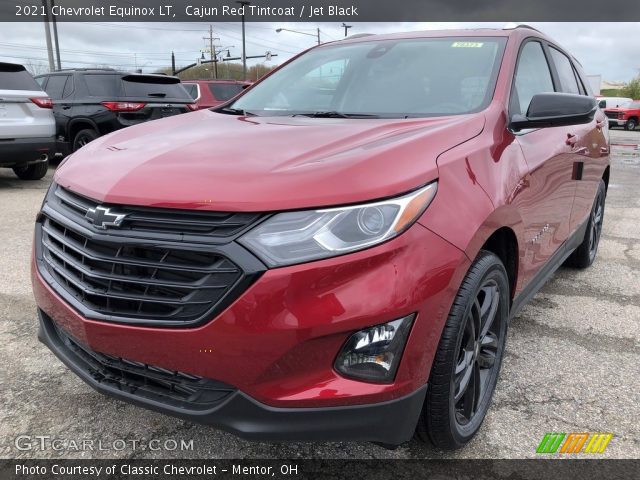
0,22,638,82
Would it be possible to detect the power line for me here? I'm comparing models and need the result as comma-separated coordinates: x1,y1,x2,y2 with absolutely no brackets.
0,41,200,58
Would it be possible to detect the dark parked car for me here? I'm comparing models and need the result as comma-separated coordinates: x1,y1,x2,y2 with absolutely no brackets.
35,69,196,155
33,26,608,449
0,62,55,180
182,79,251,109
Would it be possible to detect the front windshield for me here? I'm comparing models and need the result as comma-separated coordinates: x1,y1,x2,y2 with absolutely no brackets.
231,36,506,118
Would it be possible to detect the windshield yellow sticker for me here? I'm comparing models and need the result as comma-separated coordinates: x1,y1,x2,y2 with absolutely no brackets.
451,42,484,48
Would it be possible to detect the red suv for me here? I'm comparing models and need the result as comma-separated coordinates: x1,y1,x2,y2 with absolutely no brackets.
33,26,609,449
182,79,251,109
604,100,640,131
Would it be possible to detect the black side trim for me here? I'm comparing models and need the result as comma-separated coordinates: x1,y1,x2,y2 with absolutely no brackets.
511,217,588,317
572,161,584,181
38,310,426,445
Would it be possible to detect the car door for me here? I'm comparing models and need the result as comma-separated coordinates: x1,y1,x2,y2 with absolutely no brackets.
546,48,608,234
44,74,73,141
510,40,577,286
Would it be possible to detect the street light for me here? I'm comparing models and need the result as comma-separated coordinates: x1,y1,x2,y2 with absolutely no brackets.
276,27,321,45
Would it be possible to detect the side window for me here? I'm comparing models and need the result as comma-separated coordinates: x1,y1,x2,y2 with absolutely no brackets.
513,41,554,115
549,48,580,94
45,75,68,100
62,76,74,98
35,76,47,89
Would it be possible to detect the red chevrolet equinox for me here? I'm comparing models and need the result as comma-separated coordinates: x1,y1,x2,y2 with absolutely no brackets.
32,26,609,449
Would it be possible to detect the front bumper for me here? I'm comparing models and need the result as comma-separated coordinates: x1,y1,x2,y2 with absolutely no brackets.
606,118,625,127
38,309,427,444
33,219,469,441
0,136,55,167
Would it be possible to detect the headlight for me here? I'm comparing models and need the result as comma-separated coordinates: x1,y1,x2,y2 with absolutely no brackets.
239,182,437,267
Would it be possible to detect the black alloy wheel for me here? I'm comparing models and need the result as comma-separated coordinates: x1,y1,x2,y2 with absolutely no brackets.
453,278,502,426
416,250,509,449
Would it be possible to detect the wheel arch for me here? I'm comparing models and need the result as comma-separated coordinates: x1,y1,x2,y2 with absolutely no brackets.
67,118,100,143
463,206,524,301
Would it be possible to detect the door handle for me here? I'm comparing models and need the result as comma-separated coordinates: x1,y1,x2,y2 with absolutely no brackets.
566,133,578,146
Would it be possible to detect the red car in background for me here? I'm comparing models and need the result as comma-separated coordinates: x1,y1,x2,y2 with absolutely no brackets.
604,100,640,131
182,79,251,109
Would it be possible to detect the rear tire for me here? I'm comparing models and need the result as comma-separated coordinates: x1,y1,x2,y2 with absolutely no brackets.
12,160,49,180
565,179,606,269
416,250,509,449
73,129,99,151
625,118,637,131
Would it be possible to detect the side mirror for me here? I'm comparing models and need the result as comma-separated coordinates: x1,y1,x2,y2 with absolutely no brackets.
510,93,597,131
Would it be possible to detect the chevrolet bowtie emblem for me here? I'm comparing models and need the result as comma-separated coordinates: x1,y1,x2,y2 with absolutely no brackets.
85,206,128,229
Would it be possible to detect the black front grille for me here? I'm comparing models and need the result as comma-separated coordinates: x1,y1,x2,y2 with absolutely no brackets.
605,111,620,120
36,185,266,327
50,318,236,410
55,186,261,241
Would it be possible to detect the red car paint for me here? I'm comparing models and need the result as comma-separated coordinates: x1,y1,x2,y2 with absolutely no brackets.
32,27,609,440
182,80,251,109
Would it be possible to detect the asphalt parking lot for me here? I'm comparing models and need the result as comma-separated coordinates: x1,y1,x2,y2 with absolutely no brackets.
0,129,638,460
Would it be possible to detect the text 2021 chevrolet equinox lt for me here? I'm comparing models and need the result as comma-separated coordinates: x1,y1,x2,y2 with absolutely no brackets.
32,26,609,449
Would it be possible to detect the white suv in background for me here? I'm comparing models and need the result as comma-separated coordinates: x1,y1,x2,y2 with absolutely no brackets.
0,62,55,180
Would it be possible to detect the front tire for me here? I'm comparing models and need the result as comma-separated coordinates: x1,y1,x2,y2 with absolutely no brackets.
625,118,637,131
416,250,509,449
12,160,49,180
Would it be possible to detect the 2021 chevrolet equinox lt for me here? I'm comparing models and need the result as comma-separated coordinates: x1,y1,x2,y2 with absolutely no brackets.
32,26,609,449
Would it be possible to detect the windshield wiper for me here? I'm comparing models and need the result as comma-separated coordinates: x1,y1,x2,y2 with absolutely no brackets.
147,93,167,97
293,111,380,119
218,107,256,116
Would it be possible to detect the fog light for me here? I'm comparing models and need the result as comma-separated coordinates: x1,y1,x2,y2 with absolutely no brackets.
334,314,415,383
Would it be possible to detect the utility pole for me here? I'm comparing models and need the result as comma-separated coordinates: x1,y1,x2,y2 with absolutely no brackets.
342,23,352,37
41,0,54,72
50,0,61,70
237,1,250,81
171,51,176,76
203,25,220,79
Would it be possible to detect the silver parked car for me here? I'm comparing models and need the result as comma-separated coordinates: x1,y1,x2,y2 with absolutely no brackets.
0,62,55,180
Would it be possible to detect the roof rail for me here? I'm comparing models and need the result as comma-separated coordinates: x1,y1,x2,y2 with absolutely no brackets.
344,33,375,40
503,24,543,33
53,67,117,72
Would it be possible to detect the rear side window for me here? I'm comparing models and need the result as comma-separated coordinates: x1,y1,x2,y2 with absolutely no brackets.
549,48,581,95
62,76,74,98
208,83,245,101
513,41,554,115
45,75,69,100
0,64,41,91
85,75,119,96
183,83,199,99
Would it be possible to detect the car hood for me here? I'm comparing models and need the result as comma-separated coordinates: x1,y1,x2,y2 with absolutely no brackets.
55,110,485,211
